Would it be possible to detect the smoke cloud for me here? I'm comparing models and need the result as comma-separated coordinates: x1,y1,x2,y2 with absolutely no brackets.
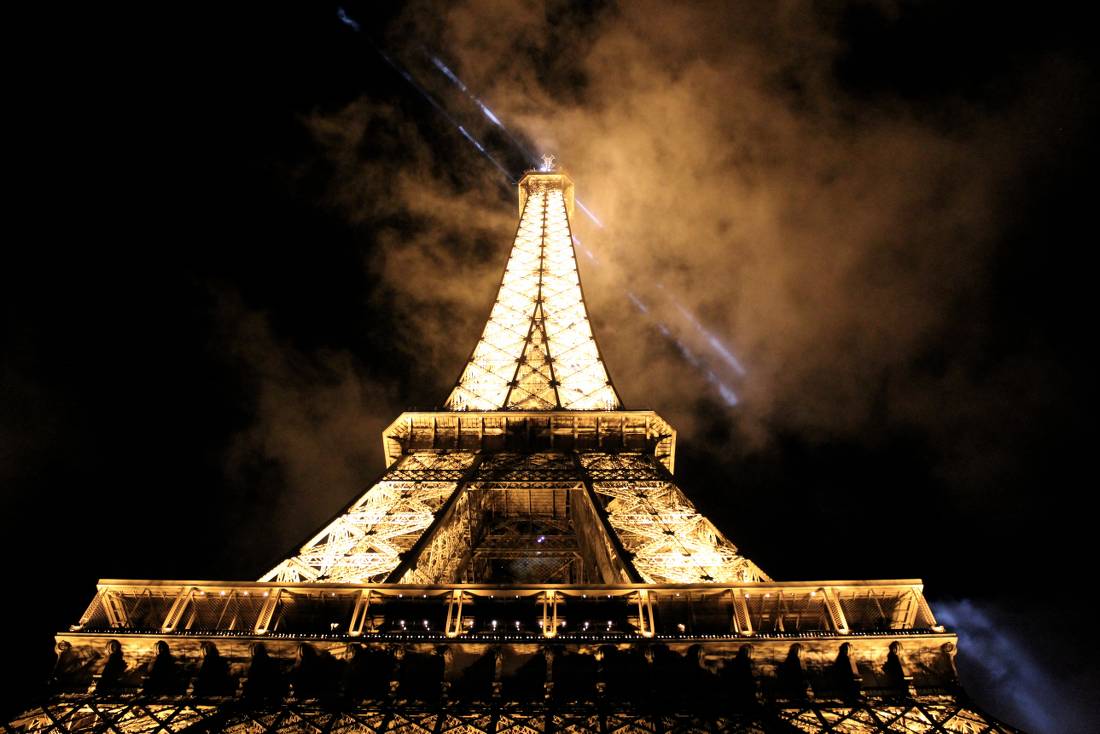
271,1,1081,472
215,2,1093,565
218,1,1090,566
218,297,401,565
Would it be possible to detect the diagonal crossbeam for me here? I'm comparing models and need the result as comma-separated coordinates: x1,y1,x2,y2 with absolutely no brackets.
446,172,620,411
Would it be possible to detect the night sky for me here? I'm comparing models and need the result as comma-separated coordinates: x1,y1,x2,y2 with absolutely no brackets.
3,3,1097,731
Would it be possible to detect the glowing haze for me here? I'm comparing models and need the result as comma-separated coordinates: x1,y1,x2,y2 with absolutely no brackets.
288,1,1072,461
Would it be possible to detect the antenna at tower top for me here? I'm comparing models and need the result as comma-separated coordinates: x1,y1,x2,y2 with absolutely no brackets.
540,153,556,171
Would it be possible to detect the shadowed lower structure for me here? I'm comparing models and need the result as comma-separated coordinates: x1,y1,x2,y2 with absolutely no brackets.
8,168,1023,733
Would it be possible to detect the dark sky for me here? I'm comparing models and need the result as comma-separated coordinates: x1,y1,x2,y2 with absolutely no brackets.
3,2,1097,731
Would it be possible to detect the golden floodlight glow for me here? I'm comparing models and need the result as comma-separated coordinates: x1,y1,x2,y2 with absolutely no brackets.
260,168,767,587
12,147,1016,732
446,172,621,412
260,452,479,583
579,454,769,583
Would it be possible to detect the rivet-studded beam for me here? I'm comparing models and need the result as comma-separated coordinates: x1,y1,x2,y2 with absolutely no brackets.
446,173,621,411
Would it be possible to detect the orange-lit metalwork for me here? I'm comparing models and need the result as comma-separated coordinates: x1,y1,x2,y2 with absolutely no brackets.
447,172,621,412
8,165,1020,734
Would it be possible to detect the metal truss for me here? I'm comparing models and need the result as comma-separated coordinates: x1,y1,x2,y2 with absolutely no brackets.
594,479,767,585
8,699,222,734
394,450,770,586
261,450,766,588
774,698,1022,733
476,453,584,486
9,697,1021,734
381,412,677,474
579,454,769,585
259,453,479,584
393,478,478,585
395,453,594,584
446,173,621,412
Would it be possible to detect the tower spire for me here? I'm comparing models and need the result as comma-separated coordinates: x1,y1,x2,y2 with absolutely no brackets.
445,170,621,411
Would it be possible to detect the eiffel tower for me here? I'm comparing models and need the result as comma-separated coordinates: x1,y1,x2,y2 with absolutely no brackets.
9,166,1023,733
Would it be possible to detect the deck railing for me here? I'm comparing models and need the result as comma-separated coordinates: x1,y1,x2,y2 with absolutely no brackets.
74,579,941,640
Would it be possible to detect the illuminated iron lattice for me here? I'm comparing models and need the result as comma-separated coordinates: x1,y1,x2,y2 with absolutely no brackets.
261,171,765,588
260,452,480,584
581,453,769,584
446,174,621,411
10,699,1019,734
9,167,1023,734
262,449,765,586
